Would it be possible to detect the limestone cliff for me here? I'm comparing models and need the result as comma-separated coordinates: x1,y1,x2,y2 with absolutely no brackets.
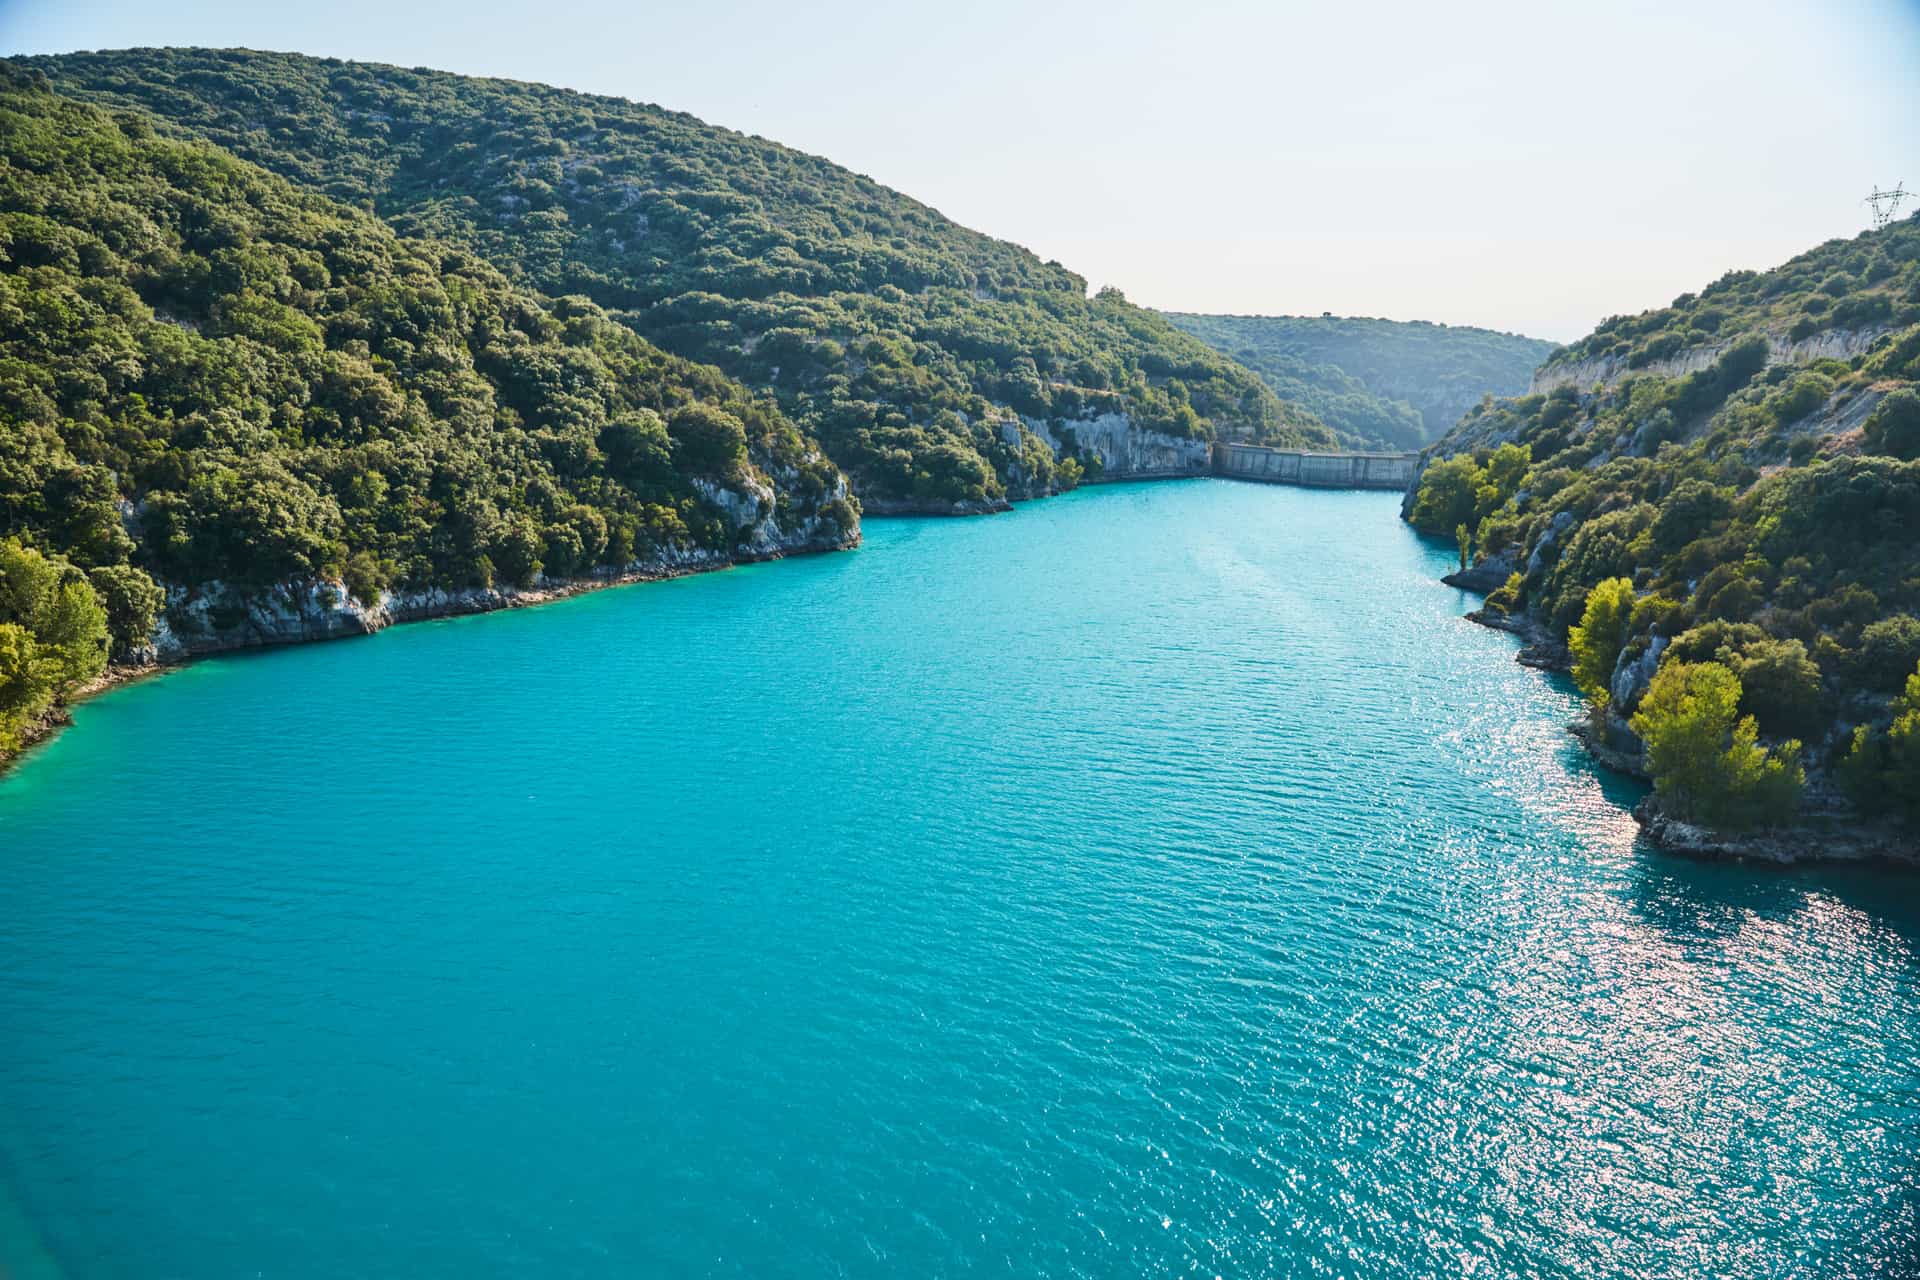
1021,412,1212,479
145,474,856,662
1529,326,1891,393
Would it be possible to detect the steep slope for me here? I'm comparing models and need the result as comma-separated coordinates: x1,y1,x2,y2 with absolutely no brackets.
1166,312,1555,449
0,65,854,755
1533,234,1917,392
27,48,1336,511
1406,213,1920,856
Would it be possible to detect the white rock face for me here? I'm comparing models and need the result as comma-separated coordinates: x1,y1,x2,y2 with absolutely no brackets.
1530,327,1892,394
145,463,856,662
1525,511,1577,578
1019,411,1210,478
1610,633,1667,713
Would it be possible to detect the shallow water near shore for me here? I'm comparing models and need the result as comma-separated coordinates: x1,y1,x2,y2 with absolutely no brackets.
1,480,1916,1278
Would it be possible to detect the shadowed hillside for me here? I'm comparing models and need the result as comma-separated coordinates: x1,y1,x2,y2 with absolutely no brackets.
27,48,1337,511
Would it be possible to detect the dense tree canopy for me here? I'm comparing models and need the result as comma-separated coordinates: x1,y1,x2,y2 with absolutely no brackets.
27,48,1335,508
0,68,851,663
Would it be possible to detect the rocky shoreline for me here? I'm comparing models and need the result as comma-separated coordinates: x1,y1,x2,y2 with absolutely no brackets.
4,532,856,774
1457,599,1919,868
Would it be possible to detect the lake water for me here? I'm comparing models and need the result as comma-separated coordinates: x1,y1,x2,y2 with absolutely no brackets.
1,480,1916,1278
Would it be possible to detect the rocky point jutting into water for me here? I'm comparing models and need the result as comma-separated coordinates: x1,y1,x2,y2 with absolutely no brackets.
1406,211,1920,865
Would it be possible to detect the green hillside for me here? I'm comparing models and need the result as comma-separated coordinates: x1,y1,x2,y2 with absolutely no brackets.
26,48,1335,510
0,68,853,754
1407,213,1920,842
1545,233,1920,374
1166,312,1555,449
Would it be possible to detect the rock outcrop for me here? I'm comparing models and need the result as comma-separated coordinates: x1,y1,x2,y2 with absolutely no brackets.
1529,326,1891,394
1441,548,1520,593
1633,797,1919,866
146,476,856,662
1022,412,1211,480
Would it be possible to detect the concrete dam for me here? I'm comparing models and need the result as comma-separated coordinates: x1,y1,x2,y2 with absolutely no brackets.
1210,442,1419,491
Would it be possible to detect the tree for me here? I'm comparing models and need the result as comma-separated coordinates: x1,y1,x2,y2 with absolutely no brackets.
0,538,111,751
33,578,109,687
0,539,109,687
1725,638,1823,739
0,623,55,753
1630,660,1803,828
599,410,674,491
0,539,62,631
1650,479,1733,556
1839,662,1920,824
1857,616,1920,691
1409,456,1480,534
667,404,749,478
491,515,544,589
1455,523,1471,572
1568,577,1635,706
1482,442,1530,498
1863,387,1920,459
87,565,166,657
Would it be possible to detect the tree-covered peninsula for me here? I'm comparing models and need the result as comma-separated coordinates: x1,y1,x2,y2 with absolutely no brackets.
1165,312,1556,451
1407,213,1920,857
25,48,1336,511
0,68,854,758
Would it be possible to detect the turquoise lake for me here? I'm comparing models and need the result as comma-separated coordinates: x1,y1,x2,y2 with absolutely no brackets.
1,479,1917,1278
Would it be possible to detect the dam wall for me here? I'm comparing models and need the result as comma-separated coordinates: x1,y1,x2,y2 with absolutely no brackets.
1211,443,1419,491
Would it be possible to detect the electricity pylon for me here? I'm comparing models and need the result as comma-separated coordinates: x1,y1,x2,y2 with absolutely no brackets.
1866,183,1908,230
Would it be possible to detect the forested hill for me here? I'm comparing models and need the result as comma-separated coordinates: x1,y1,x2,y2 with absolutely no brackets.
1164,312,1556,450
1405,212,1920,852
0,68,854,755
1537,225,1919,385
25,48,1335,511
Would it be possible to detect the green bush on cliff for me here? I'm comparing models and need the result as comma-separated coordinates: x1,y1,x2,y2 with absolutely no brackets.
1629,660,1803,829
1838,661,1920,824
1864,388,1920,459
0,538,110,751
1568,577,1635,706
1408,443,1529,540
85,564,166,657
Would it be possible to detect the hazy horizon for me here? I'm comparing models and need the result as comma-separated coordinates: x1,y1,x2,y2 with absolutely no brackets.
6,0,1919,342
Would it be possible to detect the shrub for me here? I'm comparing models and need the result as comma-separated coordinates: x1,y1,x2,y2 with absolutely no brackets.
1725,637,1824,739
1409,456,1481,535
1484,572,1523,616
1863,387,1920,459
1630,660,1803,828
1857,616,1920,691
1839,663,1920,823
666,404,750,478
1569,577,1635,705
0,539,111,749
86,564,166,656
341,551,387,607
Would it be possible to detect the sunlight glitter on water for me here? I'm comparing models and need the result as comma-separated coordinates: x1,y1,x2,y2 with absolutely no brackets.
0,480,1916,1279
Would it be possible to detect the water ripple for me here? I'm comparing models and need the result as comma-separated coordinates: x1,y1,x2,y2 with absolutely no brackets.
0,481,1916,1279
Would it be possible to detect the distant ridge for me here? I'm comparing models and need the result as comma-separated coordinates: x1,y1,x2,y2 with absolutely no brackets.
1165,312,1556,449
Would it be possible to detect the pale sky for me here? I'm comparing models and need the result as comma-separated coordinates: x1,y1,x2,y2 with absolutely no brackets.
5,0,1919,341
